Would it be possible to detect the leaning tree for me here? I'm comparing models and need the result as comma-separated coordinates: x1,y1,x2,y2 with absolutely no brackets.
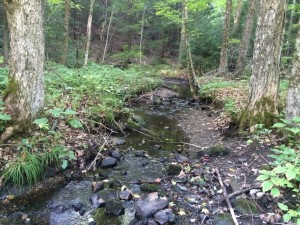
2,0,45,142
241,0,286,128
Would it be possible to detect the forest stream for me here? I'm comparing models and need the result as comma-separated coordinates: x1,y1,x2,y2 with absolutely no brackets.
0,80,283,225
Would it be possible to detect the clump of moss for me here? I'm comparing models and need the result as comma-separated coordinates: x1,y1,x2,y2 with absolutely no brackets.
140,183,158,193
235,198,259,215
167,164,182,176
197,145,230,157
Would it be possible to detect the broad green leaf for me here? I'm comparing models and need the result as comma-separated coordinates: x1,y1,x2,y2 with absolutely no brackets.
256,174,269,181
286,170,296,180
283,214,292,222
68,151,76,160
48,108,63,117
271,188,280,197
272,123,285,128
33,118,49,129
63,109,76,115
61,160,68,169
262,180,273,192
0,114,11,121
273,166,287,174
68,119,82,128
286,127,300,134
292,117,300,123
278,203,288,211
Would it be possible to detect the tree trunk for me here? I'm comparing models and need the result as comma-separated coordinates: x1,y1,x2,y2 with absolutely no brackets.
84,0,95,66
286,0,296,56
218,0,232,74
102,4,115,62
232,0,243,34
286,22,300,120
179,1,187,67
3,0,45,141
62,0,71,65
245,0,286,127
3,11,9,65
139,5,146,64
235,0,257,77
96,0,108,62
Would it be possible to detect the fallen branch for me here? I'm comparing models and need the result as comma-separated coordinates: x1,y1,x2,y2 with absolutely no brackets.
214,168,239,225
226,185,261,200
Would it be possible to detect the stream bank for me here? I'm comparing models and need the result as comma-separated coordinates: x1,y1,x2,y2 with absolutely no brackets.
0,79,279,225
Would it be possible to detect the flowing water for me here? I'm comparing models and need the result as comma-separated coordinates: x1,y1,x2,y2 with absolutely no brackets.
0,80,194,225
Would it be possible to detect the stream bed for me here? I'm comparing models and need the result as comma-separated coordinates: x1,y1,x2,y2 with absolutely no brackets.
0,80,197,225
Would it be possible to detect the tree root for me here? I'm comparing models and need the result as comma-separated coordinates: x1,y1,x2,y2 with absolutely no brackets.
0,125,22,143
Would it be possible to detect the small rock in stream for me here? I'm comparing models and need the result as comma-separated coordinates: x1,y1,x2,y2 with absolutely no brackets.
148,218,159,225
129,219,144,225
175,154,189,163
154,208,175,224
92,181,104,193
54,205,68,214
72,203,84,212
113,138,126,145
89,194,106,208
135,199,169,219
111,149,121,159
79,208,86,216
101,157,118,168
153,144,161,149
119,190,132,200
135,151,147,157
98,172,109,179
105,199,124,215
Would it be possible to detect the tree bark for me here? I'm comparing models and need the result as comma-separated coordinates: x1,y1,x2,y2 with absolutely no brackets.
246,0,286,126
3,0,45,140
102,4,115,62
235,0,257,77
84,0,95,66
3,10,9,65
96,0,108,62
286,22,300,120
286,0,296,56
139,5,146,64
232,0,243,34
218,0,232,74
62,0,71,65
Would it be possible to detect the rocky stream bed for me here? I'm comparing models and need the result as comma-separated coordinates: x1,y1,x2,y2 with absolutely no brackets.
0,79,285,225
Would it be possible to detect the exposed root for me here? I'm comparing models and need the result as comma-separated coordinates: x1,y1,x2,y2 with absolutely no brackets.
0,125,22,143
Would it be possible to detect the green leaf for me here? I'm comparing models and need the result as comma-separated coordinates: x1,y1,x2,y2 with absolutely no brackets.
283,214,292,222
286,170,296,180
33,118,49,129
61,160,68,169
68,119,82,128
272,123,285,128
271,188,280,197
47,108,63,117
292,117,300,123
287,127,300,134
0,114,11,121
63,109,76,115
278,203,288,211
68,151,76,160
256,174,269,181
262,180,273,192
273,166,287,174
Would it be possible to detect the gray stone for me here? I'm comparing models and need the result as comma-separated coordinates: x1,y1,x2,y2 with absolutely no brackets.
72,203,83,212
113,139,126,145
135,199,169,219
147,218,158,225
89,194,105,208
112,150,121,159
101,157,118,168
54,205,68,214
105,199,124,215
92,181,104,193
175,154,189,163
154,208,175,224
119,190,132,200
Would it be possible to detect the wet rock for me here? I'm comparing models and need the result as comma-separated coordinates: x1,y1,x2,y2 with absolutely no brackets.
213,213,235,225
89,194,105,208
175,154,189,163
135,151,147,157
176,184,187,192
101,157,118,168
45,166,58,177
89,222,97,225
148,218,159,225
121,171,128,176
192,169,203,176
105,199,124,215
119,190,133,200
92,181,104,193
127,118,142,131
111,149,121,159
229,178,241,192
79,208,86,216
154,208,175,224
167,164,182,176
98,172,109,179
140,183,159,193
72,203,83,212
238,158,247,163
153,144,161,149
131,114,146,126
109,180,122,188
144,192,159,202
235,198,259,215
135,199,169,219
113,138,126,146
129,219,144,225
54,205,68,214
197,145,230,157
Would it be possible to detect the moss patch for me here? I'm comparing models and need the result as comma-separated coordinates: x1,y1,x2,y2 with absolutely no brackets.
167,164,182,176
235,198,259,215
213,213,234,225
197,145,230,157
140,183,159,193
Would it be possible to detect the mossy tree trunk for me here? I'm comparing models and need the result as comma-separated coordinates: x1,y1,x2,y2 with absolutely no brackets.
62,0,70,65
235,0,257,77
3,0,45,141
243,0,286,127
218,0,232,75
286,23,300,120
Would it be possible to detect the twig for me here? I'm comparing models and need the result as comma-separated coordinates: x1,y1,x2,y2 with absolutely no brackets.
113,119,126,136
226,185,261,200
214,168,239,225
200,214,207,225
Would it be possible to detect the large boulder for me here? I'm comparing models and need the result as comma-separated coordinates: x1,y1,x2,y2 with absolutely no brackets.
135,199,169,219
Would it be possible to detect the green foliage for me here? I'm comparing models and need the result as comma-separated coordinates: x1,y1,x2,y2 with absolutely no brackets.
199,78,238,95
257,117,300,224
111,45,140,63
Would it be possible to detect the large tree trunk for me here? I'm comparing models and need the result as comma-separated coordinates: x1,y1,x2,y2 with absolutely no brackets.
235,0,257,77
218,0,232,74
286,23,300,120
3,10,9,65
62,0,71,65
84,0,95,66
244,0,286,127
286,0,296,56
3,0,45,141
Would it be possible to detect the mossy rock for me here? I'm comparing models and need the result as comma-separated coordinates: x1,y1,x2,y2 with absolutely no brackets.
131,114,146,126
140,183,159,193
126,118,141,131
197,145,230,157
167,164,182,176
235,198,259,215
213,213,234,225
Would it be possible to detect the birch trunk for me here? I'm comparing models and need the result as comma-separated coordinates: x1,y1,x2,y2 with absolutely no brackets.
218,0,232,74
84,0,95,66
235,0,256,77
102,4,115,62
62,0,71,65
246,0,286,125
3,0,45,141
96,0,108,62
286,22,300,120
